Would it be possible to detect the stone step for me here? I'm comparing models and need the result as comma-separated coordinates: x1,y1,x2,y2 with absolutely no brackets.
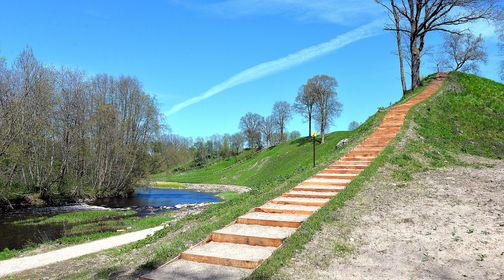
180,242,276,269
271,196,329,206
282,190,338,198
255,202,320,215
211,224,296,247
293,185,345,192
236,212,309,228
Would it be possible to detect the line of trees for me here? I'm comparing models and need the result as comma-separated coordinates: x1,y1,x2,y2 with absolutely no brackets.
0,48,163,207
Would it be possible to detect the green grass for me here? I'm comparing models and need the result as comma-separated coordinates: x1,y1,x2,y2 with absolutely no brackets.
149,182,186,188
217,191,240,200
150,130,356,188
388,72,503,182
14,210,136,225
415,72,503,159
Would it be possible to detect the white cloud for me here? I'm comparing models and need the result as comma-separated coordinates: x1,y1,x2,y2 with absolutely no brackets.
165,20,384,116
461,20,497,39
204,0,382,25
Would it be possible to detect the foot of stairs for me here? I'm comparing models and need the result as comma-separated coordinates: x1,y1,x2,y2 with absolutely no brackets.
180,242,276,269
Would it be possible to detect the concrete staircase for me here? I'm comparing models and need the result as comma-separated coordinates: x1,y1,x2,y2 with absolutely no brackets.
140,74,447,280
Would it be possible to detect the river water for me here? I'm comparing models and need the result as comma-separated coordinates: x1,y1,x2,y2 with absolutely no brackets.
0,187,221,250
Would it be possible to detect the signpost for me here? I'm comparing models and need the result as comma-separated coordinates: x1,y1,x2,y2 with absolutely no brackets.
312,131,318,167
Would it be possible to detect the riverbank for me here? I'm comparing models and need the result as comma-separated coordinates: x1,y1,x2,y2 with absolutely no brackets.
146,181,250,194
0,184,243,263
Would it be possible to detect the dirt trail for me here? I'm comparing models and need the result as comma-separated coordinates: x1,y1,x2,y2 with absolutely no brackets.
274,159,504,280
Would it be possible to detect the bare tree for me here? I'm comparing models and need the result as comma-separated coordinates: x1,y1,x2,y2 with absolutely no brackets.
377,0,496,90
272,101,292,142
288,131,301,140
0,48,161,207
230,133,245,154
307,75,343,144
441,32,487,73
261,115,277,147
293,85,316,136
348,121,361,131
498,21,504,80
239,112,264,150
377,0,408,94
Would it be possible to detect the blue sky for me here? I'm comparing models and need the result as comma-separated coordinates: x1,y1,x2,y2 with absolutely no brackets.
0,0,500,138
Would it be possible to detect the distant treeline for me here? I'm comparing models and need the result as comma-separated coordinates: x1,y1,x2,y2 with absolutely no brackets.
0,48,163,207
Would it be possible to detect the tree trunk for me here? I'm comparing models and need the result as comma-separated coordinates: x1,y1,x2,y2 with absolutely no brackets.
308,114,312,136
410,42,421,90
392,0,407,95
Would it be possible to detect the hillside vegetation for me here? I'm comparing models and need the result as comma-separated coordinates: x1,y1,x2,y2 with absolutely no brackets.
151,131,355,187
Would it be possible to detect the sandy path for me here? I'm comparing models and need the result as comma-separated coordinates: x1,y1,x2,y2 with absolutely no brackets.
0,226,163,277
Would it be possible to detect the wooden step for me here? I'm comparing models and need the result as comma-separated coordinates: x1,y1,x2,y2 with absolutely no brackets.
255,203,320,215
293,185,345,192
328,165,367,169
282,190,338,199
300,178,350,186
334,161,372,165
320,169,362,174
236,212,309,228
271,196,329,206
312,173,356,180
211,224,296,247
180,242,276,269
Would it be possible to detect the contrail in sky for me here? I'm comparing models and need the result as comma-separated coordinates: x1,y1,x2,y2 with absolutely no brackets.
165,20,383,116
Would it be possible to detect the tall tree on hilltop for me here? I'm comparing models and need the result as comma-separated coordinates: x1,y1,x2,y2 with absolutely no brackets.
376,0,496,91
294,85,317,136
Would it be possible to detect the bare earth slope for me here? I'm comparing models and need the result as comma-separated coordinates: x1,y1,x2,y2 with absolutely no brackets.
274,157,504,280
